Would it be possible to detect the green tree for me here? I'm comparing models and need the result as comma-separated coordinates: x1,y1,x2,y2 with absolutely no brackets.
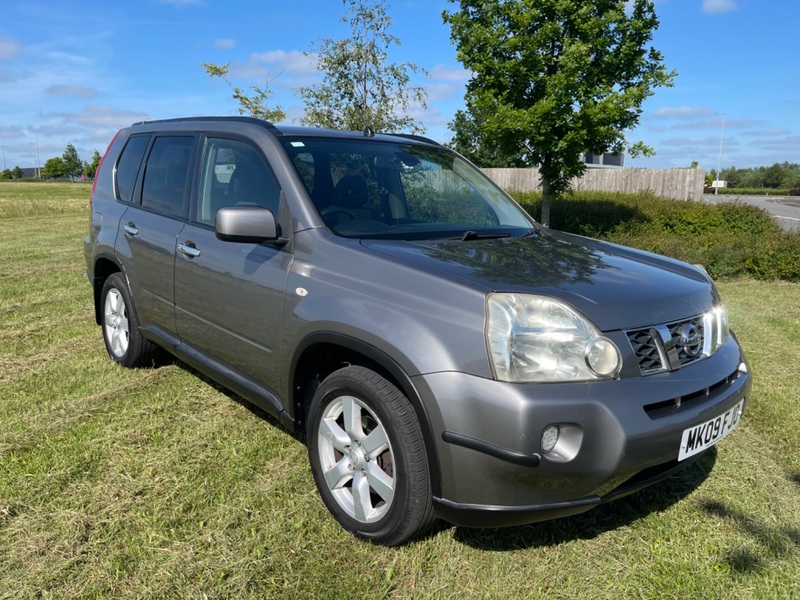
720,165,742,188
62,143,83,178
449,106,527,167
13,166,23,179
762,163,785,189
84,150,102,179
781,168,800,190
42,157,67,179
443,0,675,226
0,169,12,180
202,62,286,122
299,0,428,134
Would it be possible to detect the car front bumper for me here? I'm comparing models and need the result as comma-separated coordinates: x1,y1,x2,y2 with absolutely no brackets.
415,335,750,528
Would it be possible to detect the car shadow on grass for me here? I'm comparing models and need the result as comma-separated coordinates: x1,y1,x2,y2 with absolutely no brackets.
451,449,717,550
701,497,800,574
174,361,306,444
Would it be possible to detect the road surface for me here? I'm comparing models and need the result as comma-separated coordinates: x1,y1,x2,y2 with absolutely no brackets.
702,193,800,233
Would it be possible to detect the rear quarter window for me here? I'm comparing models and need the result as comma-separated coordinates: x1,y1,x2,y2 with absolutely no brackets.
115,135,150,202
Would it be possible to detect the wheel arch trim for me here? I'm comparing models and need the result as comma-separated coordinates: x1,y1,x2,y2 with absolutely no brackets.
289,330,443,498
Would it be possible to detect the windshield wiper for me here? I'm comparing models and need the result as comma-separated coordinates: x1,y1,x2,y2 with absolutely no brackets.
459,230,511,241
520,227,541,238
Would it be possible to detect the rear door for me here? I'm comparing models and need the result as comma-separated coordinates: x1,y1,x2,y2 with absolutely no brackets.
116,134,196,337
174,135,292,391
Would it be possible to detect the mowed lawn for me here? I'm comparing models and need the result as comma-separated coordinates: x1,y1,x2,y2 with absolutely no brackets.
1,181,799,599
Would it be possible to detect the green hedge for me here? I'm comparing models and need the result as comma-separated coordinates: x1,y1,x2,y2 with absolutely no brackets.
712,187,791,196
511,190,800,281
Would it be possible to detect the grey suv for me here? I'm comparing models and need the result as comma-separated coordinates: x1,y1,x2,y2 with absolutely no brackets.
85,117,750,545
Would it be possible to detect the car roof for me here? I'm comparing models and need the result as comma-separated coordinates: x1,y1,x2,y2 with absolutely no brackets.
128,116,441,147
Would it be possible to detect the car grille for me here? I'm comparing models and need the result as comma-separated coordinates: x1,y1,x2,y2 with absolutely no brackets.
643,368,743,420
626,315,706,375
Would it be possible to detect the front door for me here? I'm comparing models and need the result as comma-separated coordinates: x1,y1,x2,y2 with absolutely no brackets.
173,136,291,392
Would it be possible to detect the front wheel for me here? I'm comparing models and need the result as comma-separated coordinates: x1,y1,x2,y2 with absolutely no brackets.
307,366,436,546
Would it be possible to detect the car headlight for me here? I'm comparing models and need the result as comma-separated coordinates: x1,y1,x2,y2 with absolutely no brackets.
703,303,729,356
486,293,621,383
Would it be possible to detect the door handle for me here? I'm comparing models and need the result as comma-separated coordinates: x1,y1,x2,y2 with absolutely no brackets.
178,241,201,258
123,222,138,236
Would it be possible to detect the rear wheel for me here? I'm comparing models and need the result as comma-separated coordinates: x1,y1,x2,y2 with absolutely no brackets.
100,273,158,368
307,366,436,546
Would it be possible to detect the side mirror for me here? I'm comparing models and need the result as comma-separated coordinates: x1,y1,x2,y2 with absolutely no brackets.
215,206,286,245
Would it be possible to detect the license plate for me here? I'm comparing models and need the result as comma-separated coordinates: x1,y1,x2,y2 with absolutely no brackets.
678,399,744,461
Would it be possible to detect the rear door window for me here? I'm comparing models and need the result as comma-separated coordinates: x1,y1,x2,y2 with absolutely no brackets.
141,136,195,218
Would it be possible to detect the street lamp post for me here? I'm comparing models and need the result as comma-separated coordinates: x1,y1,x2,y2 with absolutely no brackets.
715,114,725,196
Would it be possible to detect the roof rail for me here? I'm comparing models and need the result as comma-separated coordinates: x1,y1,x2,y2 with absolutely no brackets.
391,133,443,147
131,116,281,134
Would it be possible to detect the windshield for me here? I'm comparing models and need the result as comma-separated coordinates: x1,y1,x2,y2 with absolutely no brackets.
281,136,535,240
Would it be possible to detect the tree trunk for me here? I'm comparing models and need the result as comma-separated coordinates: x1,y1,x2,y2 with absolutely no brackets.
540,177,552,228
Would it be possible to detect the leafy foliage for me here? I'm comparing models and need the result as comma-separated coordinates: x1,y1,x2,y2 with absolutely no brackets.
61,144,83,178
513,190,800,281
84,150,102,180
444,0,675,226
42,156,67,179
0,167,23,180
716,162,800,190
299,0,428,133
447,107,527,168
713,187,791,196
202,62,286,122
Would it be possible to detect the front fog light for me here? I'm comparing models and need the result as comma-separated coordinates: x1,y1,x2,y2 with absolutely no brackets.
584,336,621,378
541,425,560,454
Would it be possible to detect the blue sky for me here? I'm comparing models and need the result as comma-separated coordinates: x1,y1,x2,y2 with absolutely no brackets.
1,0,798,172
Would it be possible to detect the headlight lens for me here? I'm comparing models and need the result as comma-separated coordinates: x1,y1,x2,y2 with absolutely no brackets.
486,293,621,383
703,303,730,356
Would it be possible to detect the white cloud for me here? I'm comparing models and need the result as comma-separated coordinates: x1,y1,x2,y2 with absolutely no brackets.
57,104,151,129
0,36,22,60
429,64,470,83
672,117,761,130
661,136,720,147
652,106,717,119
214,38,236,49
743,129,790,137
754,136,800,150
249,50,318,74
222,50,320,90
702,0,738,15
425,83,463,102
46,84,101,99
0,124,24,138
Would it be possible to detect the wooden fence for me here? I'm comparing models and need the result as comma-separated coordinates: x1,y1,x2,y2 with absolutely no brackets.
482,167,705,201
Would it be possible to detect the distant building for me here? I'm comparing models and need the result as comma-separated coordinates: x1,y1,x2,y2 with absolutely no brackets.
583,152,625,168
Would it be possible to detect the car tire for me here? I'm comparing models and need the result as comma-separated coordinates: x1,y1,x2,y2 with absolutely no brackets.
100,273,159,368
307,365,436,546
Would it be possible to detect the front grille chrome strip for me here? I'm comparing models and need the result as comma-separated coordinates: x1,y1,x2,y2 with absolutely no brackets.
627,316,708,376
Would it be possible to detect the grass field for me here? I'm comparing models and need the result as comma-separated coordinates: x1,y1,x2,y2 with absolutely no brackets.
1,181,799,598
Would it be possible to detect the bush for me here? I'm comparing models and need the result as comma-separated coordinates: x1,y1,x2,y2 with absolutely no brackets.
790,188,800,196
511,190,800,282
714,187,791,196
